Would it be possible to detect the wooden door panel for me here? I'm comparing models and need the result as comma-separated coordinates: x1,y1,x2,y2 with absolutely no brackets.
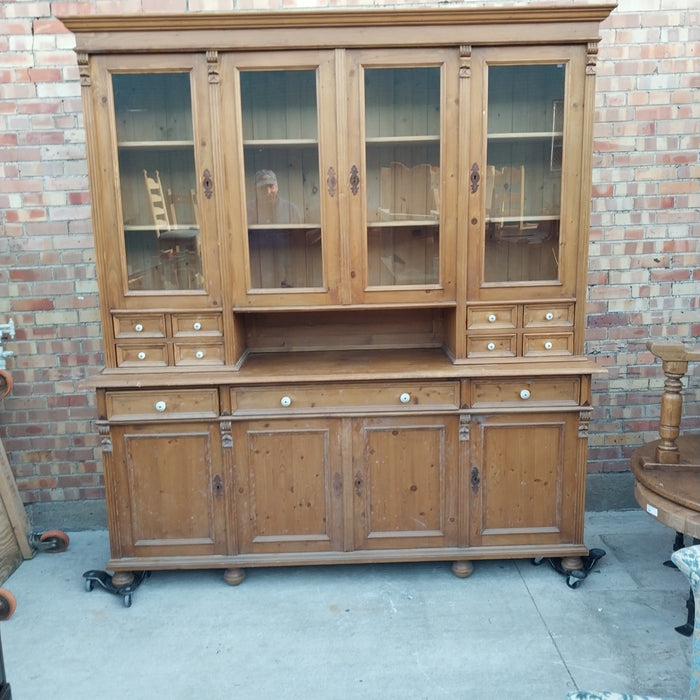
234,419,343,553
111,422,225,557
471,413,578,546
352,416,459,550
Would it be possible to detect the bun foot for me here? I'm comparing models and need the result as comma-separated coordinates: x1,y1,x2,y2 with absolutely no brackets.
451,560,474,578
224,568,245,586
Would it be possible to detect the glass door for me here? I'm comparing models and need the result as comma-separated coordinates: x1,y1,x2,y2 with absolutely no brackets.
347,50,458,304
223,52,340,307
469,46,586,300
104,56,215,299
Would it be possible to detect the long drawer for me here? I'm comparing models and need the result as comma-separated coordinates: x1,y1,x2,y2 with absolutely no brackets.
232,381,460,414
105,389,219,421
471,378,580,408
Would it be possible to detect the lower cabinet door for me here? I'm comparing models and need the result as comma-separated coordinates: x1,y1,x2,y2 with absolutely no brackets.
352,415,459,550
469,412,582,547
233,419,344,554
109,422,227,557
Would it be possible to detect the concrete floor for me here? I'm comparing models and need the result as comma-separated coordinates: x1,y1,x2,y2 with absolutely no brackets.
0,510,693,700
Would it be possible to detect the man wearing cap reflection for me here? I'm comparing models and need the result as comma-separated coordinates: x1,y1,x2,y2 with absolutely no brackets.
247,169,301,225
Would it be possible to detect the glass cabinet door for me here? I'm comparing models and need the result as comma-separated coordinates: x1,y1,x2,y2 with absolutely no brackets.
112,69,204,293
471,46,585,299
347,50,458,303
224,52,340,305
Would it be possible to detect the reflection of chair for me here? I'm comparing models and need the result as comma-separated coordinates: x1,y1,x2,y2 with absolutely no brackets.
142,169,199,255
378,162,439,221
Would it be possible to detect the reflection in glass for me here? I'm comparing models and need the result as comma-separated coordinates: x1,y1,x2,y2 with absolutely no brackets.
484,64,565,283
240,70,323,290
364,67,441,287
113,73,202,291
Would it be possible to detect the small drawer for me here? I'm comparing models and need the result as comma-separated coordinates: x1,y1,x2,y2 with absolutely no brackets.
115,344,168,367
106,388,219,421
113,313,166,338
172,313,223,337
523,303,574,327
174,343,225,366
471,378,580,407
467,306,517,330
233,381,460,413
467,335,516,358
523,333,574,357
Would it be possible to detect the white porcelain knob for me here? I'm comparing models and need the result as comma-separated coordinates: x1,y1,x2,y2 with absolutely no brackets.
134,323,143,333
545,312,554,321
488,314,497,323
487,342,496,351
137,352,146,360
544,341,553,350
400,392,411,404
280,396,292,407
195,350,205,359
193,322,202,331
154,400,166,412
520,389,531,400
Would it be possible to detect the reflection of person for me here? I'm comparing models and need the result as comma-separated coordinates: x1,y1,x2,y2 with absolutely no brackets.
247,169,301,225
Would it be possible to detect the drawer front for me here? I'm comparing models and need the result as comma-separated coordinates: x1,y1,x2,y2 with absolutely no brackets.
174,343,225,366
471,378,580,407
523,333,574,357
233,381,460,413
172,313,223,337
467,335,517,358
113,313,166,338
106,389,219,420
523,303,574,327
115,344,168,367
467,305,517,330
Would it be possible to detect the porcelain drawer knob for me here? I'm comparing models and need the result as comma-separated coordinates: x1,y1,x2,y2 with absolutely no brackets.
545,312,554,321
280,396,292,407
520,389,531,400
488,314,497,323
154,401,167,412
134,323,143,332
399,392,411,404
195,350,205,359
487,342,496,351
544,341,553,350
137,352,146,360
193,322,202,331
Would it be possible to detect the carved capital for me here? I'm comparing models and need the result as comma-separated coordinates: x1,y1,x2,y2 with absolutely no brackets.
221,419,232,449
77,52,91,87
207,50,220,84
459,44,471,79
578,411,591,439
586,42,599,75
97,423,112,453
459,415,470,442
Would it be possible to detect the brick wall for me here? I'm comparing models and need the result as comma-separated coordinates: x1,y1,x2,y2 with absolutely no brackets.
0,0,698,510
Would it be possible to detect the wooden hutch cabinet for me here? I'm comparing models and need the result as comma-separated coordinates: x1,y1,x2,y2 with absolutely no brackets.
63,4,613,589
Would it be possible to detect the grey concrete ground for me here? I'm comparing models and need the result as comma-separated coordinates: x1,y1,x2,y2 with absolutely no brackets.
1,510,693,700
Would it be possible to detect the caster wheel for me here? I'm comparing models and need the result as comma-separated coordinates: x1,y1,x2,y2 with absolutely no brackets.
85,578,95,592
0,589,16,620
533,557,544,566
123,594,133,608
566,571,585,589
39,529,70,553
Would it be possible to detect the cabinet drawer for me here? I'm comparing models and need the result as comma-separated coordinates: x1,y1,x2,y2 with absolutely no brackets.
523,333,574,357
467,335,516,358
174,343,225,366
523,303,574,327
233,381,460,413
467,305,517,330
113,313,166,338
106,389,219,420
115,344,168,367
172,313,223,337
471,378,580,407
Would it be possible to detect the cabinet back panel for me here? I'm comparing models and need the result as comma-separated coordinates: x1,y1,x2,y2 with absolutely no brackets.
243,309,447,352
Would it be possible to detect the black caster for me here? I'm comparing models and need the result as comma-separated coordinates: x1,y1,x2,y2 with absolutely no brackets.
83,570,149,607
533,548,606,588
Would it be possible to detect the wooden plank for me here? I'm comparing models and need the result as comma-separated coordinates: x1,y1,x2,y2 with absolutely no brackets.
0,438,33,562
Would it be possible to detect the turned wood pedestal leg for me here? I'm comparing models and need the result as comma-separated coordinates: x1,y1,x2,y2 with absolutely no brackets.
451,560,474,578
224,568,245,586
